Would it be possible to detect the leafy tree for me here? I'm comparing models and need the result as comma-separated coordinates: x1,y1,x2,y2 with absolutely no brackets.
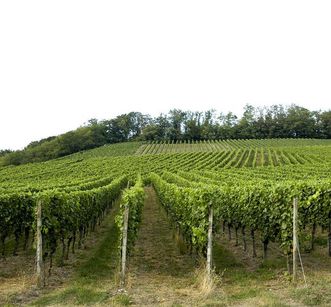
319,111,331,138
201,110,218,140
167,109,186,141
218,112,238,139
237,104,256,138
183,111,203,140
285,105,316,137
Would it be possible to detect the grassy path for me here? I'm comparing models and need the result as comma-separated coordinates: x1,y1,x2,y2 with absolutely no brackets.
126,187,195,305
126,187,221,306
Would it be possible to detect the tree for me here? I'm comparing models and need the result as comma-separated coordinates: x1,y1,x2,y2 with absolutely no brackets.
167,109,186,140
218,112,238,139
183,111,202,140
201,110,218,140
319,110,331,138
285,105,316,138
237,104,256,138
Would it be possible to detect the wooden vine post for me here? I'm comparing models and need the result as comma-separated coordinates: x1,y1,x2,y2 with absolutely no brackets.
36,199,44,288
292,197,298,283
120,203,129,286
206,204,213,283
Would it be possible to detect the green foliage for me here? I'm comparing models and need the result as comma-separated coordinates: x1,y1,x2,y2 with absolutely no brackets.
150,172,213,252
40,176,128,255
150,171,331,256
0,176,127,258
116,176,145,254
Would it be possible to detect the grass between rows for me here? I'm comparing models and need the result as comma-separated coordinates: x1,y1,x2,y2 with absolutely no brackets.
29,202,126,306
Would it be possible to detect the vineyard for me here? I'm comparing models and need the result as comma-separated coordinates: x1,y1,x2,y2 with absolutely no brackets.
0,138,331,306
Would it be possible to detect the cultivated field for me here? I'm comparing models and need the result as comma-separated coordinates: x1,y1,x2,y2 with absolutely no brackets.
0,139,331,306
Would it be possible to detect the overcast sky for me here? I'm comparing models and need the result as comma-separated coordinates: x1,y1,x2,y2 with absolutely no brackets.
1,1,330,150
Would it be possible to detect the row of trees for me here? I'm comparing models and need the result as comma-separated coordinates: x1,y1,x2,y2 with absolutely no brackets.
142,105,331,140
1,104,330,165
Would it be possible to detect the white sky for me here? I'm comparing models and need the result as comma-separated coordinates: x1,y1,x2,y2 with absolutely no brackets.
0,1,331,150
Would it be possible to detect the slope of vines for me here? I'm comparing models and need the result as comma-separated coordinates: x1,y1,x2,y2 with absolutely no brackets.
150,171,331,261
0,138,330,274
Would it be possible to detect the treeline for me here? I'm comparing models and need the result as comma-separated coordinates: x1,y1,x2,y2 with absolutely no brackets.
1,104,330,166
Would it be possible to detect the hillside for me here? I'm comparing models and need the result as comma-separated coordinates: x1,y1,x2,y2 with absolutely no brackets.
1,105,330,166
0,138,331,306
1,139,330,195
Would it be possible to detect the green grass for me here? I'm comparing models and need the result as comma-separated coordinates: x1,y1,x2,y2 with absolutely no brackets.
211,240,294,306
213,242,243,271
290,275,331,306
113,293,132,305
33,287,110,306
210,234,331,306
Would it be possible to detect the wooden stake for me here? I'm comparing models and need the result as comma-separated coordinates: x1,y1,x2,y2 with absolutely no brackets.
311,222,316,251
251,229,257,258
263,239,269,260
121,204,129,286
227,224,231,240
36,200,44,288
206,206,213,281
293,197,298,283
242,227,247,251
286,253,291,274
